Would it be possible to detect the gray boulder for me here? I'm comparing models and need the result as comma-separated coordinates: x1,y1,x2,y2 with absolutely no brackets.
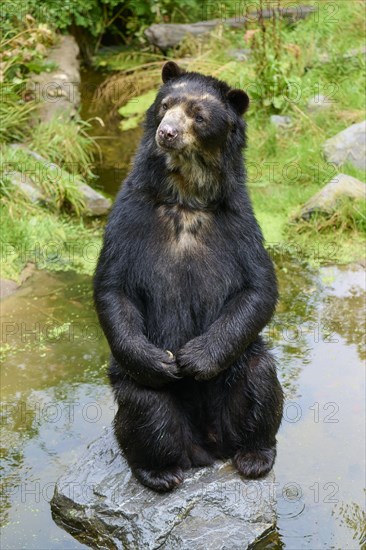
307,94,333,112
323,120,366,171
6,171,44,203
0,263,35,300
270,115,292,128
51,428,276,550
78,182,112,216
296,173,366,220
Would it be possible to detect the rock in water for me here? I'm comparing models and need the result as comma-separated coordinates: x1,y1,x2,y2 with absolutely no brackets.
51,428,276,549
296,173,366,220
323,120,366,171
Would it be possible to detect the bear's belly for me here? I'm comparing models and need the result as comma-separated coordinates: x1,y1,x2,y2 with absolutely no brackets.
127,204,244,351
136,249,241,352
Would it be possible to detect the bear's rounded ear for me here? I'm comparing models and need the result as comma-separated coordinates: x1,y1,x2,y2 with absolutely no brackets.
162,61,185,83
227,89,250,115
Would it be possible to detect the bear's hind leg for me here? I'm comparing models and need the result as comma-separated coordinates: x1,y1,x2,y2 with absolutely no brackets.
222,343,283,479
111,375,191,492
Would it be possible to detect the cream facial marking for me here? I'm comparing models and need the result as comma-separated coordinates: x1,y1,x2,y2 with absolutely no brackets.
171,81,188,89
166,90,222,104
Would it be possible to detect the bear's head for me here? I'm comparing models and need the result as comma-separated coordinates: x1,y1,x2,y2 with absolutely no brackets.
154,61,249,157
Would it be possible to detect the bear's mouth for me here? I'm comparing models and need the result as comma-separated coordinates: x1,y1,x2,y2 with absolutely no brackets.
155,132,185,152
156,139,179,151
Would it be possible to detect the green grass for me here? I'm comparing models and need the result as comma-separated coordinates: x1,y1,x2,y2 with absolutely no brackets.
93,2,365,265
0,203,102,281
1,145,87,215
0,24,105,282
216,0,366,264
1,0,365,282
27,118,98,179
0,144,103,281
0,79,35,143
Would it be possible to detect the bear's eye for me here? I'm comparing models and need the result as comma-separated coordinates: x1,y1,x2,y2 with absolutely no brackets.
162,103,168,111
195,115,204,123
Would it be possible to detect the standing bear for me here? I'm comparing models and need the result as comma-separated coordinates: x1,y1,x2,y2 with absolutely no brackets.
94,62,283,492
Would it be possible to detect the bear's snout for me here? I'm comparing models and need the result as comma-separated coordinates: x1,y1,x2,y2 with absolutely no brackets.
156,106,188,151
158,124,178,145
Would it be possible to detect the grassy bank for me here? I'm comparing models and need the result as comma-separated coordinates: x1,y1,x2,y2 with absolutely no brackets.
1,1,365,285
0,22,103,282
95,0,365,265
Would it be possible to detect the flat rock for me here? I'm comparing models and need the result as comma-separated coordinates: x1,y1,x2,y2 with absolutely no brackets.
51,428,276,550
144,7,315,50
297,173,366,220
323,120,366,171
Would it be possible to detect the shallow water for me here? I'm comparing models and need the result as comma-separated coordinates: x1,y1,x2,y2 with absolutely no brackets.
79,67,142,196
1,262,364,549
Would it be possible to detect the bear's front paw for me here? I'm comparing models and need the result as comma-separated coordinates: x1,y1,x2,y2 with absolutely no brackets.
176,338,219,380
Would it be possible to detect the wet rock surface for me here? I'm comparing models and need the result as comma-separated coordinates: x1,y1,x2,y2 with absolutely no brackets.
323,120,366,171
51,428,276,550
0,263,35,300
296,173,366,219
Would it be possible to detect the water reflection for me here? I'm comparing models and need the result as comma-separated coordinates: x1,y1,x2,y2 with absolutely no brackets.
1,271,112,549
0,262,365,549
80,68,143,196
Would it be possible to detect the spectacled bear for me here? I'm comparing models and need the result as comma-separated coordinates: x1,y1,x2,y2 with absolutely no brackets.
94,62,283,492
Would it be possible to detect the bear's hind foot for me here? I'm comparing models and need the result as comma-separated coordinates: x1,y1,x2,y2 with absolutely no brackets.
133,466,184,492
233,447,276,479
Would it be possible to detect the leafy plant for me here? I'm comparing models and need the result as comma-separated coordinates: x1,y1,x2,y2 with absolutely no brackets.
0,20,57,142
249,0,302,111
0,79,35,142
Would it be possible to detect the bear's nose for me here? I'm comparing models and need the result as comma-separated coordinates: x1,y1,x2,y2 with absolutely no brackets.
158,125,178,142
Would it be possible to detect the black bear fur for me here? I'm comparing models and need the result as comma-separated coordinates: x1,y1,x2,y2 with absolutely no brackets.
94,62,283,492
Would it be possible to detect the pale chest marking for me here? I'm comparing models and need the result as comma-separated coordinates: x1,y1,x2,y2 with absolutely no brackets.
157,205,211,254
